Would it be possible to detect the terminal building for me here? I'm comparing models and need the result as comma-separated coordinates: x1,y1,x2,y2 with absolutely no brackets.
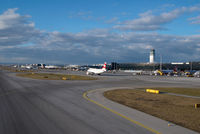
110,62,200,71
109,49,200,71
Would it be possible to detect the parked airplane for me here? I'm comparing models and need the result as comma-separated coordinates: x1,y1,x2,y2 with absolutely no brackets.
21,65,33,69
25,65,33,69
45,65,59,69
194,71,200,77
86,62,107,75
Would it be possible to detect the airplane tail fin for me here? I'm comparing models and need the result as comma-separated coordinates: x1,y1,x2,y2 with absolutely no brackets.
102,62,107,71
173,66,178,72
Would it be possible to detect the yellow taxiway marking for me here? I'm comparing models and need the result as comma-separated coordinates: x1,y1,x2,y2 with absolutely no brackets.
83,90,161,134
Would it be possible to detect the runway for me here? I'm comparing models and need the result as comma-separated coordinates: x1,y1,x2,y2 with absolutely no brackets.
0,70,199,134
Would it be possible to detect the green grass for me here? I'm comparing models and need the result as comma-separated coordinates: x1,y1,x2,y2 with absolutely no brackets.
138,87,200,97
16,73,97,80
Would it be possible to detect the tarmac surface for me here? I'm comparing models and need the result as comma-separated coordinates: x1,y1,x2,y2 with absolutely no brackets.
0,69,200,134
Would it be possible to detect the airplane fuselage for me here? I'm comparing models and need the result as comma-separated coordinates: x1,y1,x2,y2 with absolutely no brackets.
86,68,105,75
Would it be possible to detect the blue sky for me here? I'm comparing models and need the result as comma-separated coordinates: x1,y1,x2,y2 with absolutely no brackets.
0,0,200,64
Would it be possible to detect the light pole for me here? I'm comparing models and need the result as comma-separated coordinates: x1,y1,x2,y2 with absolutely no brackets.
190,61,193,71
160,54,162,71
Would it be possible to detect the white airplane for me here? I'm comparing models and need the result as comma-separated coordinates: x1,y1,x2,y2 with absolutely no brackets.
25,65,33,69
45,65,59,69
86,62,107,75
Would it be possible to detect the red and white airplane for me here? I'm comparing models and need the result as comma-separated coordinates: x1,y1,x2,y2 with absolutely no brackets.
86,62,107,75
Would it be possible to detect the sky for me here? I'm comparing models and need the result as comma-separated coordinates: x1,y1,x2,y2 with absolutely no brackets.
0,0,200,64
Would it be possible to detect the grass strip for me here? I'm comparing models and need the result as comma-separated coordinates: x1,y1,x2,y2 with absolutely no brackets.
138,87,200,97
0,66,34,72
104,89,200,133
16,73,97,80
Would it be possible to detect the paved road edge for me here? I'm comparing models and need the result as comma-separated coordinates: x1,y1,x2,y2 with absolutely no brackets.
83,90,161,134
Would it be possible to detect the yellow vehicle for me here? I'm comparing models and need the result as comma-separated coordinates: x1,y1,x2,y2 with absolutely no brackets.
185,71,195,77
154,70,164,76
186,74,194,77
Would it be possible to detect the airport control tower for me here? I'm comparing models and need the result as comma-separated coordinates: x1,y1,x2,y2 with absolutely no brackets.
149,49,155,64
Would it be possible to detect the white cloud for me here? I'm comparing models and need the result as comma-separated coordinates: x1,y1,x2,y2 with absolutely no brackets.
114,6,200,31
188,15,200,24
31,30,200,63
105,17,119,24
1,28,200,63
68,11,93,20
0,8,19,29
0,8,41,47
0,8,34,30
1,8,200,63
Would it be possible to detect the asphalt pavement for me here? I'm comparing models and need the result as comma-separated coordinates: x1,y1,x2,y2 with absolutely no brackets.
0,70,200,134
